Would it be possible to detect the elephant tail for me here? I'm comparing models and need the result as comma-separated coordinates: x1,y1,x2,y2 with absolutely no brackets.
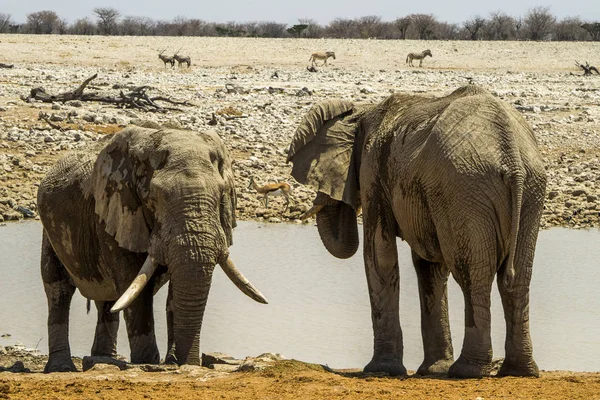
504,170,524,292
86,299,91,314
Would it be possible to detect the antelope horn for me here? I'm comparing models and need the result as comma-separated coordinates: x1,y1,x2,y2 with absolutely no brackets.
111,256,159,313
219,257,268,304
300,204,325,220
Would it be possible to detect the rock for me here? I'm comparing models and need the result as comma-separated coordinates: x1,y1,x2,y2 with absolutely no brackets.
210,364,240,372
8,361,29,373
238,353,285,372
572,189,587,197
202,352,243,367
82,356,129,371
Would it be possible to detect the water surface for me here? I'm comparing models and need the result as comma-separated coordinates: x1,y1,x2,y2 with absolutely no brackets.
0,221,598,371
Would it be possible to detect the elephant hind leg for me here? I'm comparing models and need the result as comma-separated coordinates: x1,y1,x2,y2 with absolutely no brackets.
91,301,120,358
412,251,454,376
444,229,498,378
41,231,77,373
496,208,541,377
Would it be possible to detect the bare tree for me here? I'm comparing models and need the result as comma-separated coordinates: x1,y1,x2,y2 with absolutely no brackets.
24,11,61,34
523,6,556,40
326,18,356,38
94,7,120,35
185,19,213,36
394,16,411,39
298,18,324,38
554,17,588,41
171,16,190,36
355,15,385,38
485,11,516,40
409,14,437,40
581,22,600,41
435,22,460,40
69,17,96,35
463,15,486,40
257,21,287,37
0,13,12,33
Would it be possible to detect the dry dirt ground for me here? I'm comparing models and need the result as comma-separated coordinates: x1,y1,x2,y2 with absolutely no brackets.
1,355,600,400
1,36,600,398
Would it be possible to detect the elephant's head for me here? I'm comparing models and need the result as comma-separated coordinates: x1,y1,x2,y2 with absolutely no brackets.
287,100,373,259
288,87,488,259
86,127,266,365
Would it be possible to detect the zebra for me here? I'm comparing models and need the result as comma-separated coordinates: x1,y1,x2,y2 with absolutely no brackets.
173,53,192,68
309,51,336,67
406,49,432,67
158,50,175,68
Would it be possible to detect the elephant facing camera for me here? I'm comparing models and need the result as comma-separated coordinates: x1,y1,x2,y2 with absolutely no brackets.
37,126,268,373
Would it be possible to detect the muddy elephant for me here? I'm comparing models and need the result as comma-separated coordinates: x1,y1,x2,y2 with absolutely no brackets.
37,126,267,372
287,85,546,378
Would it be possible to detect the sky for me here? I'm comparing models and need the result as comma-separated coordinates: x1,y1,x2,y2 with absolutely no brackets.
3,0,600,25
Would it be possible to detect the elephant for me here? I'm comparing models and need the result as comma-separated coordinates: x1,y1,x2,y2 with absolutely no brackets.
287,85,546,378
37,126,268,372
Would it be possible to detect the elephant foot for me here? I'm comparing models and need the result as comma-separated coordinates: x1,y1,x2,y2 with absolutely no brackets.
364,358,407,376
448,356,491,378
497,359,540,378
416,358,454,376
164,352,179,365
44,353,77,373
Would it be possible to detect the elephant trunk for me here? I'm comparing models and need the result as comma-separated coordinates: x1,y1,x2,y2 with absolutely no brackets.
316,201,359,259
169,260,214,365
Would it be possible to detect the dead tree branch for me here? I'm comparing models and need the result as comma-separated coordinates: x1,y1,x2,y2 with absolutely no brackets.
21,74,192,112
575,61,600,76
38,112,65,131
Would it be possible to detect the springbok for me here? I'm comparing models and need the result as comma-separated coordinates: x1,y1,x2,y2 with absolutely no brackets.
248,176,293,211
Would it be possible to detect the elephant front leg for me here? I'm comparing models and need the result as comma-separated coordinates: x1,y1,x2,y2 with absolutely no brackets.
412,251,454,376
164,283,176,364
91,301,119,358
363,220,406,376
41,233,77,373
123,284,160,364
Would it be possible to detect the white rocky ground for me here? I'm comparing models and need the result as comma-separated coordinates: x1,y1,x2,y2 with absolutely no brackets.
1,35,600,228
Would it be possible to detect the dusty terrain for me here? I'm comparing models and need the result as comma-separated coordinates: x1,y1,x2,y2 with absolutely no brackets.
1,35,600,226
1,35,600,398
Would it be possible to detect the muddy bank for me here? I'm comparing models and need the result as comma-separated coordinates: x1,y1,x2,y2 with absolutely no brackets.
0,345,599,400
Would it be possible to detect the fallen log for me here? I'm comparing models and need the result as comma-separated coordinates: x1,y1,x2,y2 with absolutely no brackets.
21,74,192,112
575,61,600,76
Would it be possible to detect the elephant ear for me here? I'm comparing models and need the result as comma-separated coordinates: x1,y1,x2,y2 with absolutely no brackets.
215,134,237,246
88,127,168,253
287,99,362,209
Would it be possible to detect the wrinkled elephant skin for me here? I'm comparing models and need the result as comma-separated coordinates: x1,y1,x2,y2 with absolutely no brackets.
287,86,546,378
37,127,266,372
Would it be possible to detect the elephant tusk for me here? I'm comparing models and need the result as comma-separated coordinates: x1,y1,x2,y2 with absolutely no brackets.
219,257,268,304
111,255,159,313
300,204,325,220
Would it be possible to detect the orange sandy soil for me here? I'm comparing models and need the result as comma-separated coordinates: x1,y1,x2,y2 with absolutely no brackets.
1,361,600,400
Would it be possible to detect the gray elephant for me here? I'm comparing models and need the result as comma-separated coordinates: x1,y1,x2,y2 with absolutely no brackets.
287,85,546,378
37,126,267,372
